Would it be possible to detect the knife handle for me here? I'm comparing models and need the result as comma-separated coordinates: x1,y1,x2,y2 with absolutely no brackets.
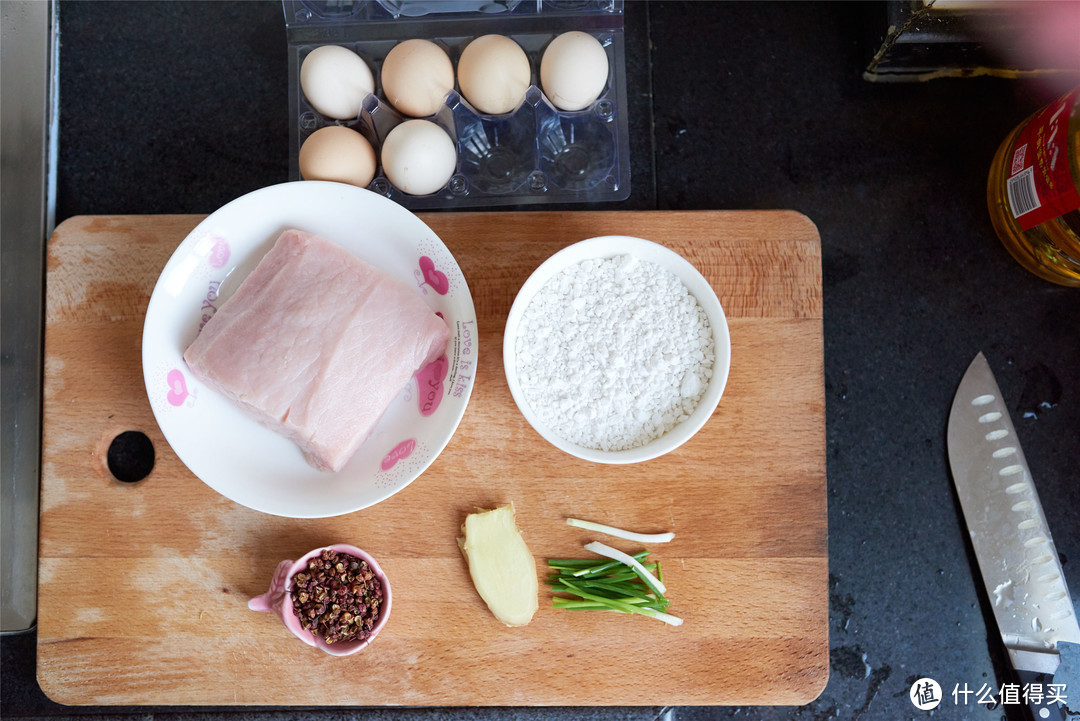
1013,669,1066,721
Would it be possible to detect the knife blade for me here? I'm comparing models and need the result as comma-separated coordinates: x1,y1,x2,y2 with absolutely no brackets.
948,352,1080,720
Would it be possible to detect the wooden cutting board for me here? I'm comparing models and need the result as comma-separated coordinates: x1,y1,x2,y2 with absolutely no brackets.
38,210,827,706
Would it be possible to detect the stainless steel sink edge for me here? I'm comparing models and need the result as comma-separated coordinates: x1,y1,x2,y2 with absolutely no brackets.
1,0,59,635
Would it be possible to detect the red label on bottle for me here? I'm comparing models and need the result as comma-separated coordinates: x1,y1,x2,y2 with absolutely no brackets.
1007,87,1080,231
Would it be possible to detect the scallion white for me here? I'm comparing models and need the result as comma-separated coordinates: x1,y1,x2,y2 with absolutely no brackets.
566,517,675,544
583,541,667,596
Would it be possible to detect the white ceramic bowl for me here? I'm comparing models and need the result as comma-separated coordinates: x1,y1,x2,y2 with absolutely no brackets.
503,236,731,464
142,181,477,517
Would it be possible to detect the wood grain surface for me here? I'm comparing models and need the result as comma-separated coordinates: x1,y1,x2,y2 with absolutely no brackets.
38,210,828,706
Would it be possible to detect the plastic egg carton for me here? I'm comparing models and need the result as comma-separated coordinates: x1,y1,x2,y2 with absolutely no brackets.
283,0,629,209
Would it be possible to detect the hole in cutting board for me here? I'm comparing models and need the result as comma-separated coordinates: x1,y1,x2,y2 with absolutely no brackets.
107,431,155,483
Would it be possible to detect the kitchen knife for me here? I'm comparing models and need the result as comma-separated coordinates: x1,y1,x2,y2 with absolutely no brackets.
948,352,1080,721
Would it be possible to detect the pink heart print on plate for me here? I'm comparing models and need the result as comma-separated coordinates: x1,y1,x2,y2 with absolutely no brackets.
166,368,189,406
207,236,230,269
381,438,416,471
418,256,450,295
414,355,448,417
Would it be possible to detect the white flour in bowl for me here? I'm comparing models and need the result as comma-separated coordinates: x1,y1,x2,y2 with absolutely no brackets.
514,254,715,452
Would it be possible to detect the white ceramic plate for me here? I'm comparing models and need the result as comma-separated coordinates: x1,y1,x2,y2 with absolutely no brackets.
142,181,477,517
503,236,731,464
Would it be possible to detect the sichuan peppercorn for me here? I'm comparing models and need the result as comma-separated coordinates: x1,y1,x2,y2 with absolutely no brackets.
289,549,383,644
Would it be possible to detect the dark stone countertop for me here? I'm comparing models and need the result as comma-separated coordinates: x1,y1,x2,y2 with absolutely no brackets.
4,2,1079,720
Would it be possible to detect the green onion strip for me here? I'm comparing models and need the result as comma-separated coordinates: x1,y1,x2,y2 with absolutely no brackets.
546,550,683,627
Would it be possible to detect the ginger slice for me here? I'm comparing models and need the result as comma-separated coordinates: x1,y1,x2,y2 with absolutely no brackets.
458,504,538,627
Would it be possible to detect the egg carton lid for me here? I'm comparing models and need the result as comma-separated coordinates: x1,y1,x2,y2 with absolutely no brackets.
284,0,624,39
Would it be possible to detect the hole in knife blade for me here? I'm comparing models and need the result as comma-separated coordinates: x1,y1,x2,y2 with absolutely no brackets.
1046,591,1067,602
1005,483,1029,494
1037,573,1060,583
1024,537,1049,548
978,411,1003,423
971,394,996,406
1018,519,1040,530
999,464,1024,476
1012,500,1036,511
985,429,1009,441
1032,555,1054,565
1051,609,1074,621
993,447,1017,458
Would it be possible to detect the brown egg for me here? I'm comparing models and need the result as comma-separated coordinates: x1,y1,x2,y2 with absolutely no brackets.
457,35,531,115
298,126,376,188
380,39,454,118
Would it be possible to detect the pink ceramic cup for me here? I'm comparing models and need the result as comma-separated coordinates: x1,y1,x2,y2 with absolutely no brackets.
248,543,391,657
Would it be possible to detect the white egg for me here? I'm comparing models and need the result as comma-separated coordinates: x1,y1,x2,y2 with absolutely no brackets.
380,39,455,118
300,45,375,120
381,120,457,196
298,126,377,188
540,31,609,112
457,34,531,115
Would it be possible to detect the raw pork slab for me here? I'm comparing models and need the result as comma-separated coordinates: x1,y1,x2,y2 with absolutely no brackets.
183,229,451,472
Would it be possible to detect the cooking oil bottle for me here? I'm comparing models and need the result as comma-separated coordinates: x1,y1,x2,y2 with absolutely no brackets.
987,86,1080,287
